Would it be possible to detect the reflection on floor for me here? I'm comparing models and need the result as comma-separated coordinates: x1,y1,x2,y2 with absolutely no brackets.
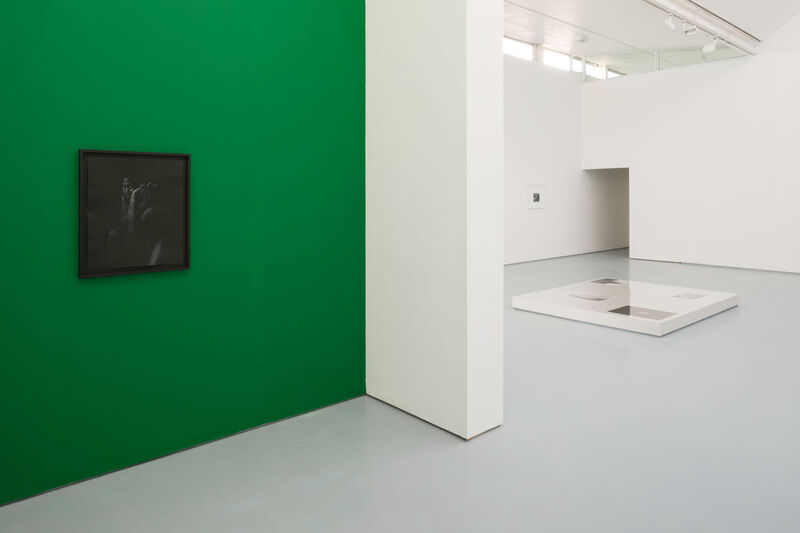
2,249,799,533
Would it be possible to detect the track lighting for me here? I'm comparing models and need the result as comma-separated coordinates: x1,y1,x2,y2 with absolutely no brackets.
646,0,759,55
703,36,718,53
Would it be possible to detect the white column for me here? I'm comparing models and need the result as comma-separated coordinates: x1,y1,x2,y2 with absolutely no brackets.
366,0,504,439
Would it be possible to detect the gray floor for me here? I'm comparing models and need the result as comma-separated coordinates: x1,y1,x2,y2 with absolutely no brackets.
3,249,800,532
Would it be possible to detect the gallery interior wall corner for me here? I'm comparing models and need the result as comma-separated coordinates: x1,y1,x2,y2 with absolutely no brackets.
366,0,504,439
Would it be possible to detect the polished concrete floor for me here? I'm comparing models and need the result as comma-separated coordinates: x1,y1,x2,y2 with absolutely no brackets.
2,249,799,532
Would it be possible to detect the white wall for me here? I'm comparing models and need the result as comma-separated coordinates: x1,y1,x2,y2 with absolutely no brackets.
505,56,629,265
366,0,503,439
582,13,800,273
465,0,505,436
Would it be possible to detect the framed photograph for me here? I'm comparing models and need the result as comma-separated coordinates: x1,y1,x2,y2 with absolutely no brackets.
79,150,190,278
526,184,545,209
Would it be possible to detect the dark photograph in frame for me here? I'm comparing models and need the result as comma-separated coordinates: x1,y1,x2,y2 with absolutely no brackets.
79,150,190,278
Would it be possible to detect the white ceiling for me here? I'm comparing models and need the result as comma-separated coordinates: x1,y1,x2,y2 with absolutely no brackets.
505,0,800,51
695,0,800,39
504,0,800,74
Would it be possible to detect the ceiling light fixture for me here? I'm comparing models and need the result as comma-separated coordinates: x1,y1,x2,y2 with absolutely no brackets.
643,0,759,54
703,36,718,54
665,13,676,30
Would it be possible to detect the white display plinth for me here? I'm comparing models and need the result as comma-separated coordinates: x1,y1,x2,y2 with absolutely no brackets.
512,279,738,336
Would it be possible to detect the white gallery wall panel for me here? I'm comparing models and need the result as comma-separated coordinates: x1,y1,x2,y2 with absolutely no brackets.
582,13,800,274
366,0,503,439
505,57,629,265
465,0,505,437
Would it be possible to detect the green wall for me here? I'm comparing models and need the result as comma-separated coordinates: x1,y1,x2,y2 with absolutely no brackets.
0,0,365,505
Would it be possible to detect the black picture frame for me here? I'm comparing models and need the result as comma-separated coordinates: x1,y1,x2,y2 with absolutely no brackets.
79,149,190,279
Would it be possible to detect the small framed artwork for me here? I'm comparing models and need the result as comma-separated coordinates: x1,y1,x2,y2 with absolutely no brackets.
79,150,190,278
527,184,545,209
